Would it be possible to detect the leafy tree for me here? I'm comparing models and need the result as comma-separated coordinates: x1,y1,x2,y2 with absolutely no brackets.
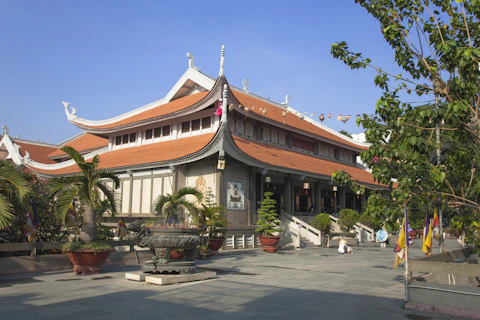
192,188,227,239
153,186,203,224
255,191,282,236
339,130,353,139
49,147,119,244
331,1,480,228
338,208,360,232
310,213,332,235
0,161,30,229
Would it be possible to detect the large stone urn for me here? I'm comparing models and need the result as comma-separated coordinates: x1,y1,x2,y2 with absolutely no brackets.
135,227,201,274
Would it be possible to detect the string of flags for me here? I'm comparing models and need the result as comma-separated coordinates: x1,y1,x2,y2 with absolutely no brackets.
118,219,128,239
218,103,361,124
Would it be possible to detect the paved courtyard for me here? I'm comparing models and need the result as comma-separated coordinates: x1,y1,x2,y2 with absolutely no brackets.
0,238,468,320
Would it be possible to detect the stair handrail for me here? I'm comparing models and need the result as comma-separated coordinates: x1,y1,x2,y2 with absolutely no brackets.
282,212,322,246
328,214,375,242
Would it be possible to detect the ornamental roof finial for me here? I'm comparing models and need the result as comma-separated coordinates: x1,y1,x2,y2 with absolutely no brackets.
218,45,225,77
63,101,77,120
242,78,249,92
2,125,9,136
186,52,195,69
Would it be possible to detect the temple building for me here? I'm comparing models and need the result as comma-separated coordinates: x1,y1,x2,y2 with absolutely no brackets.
0,46,387,238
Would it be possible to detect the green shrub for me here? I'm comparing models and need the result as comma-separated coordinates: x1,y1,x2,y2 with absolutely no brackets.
255,192,282,236
358,213,378,230
61,241,112,252
310,214,332,235
338,209,360,232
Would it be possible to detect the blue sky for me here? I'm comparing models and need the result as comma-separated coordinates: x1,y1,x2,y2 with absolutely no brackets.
0,0,404,143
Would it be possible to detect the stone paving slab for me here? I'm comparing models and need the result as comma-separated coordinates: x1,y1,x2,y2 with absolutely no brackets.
0,238,464,320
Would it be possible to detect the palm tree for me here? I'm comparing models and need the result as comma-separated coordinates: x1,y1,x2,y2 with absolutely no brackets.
153,187,203,224
0,161,31,229
49,146,119,244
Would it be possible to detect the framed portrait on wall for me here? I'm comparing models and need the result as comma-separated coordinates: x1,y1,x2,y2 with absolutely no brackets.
227,179,245,210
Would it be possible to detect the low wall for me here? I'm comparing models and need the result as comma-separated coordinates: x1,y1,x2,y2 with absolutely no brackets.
0,241,151,275
406,247,480,319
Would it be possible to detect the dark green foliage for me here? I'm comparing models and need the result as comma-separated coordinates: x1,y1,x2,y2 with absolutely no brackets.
61,241,112,252
0,160,30,229
339,130,353,139
255,192,282,236
0,163,67,244
153,187,203,224
310,213,332,235
338,209,360,232
358,213,379,230
331,1,480,230
194,188,227,238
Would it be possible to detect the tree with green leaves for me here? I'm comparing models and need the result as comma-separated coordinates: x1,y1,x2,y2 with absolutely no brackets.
255,191,282,236
0,161,31,229
192,187,227,239
331,1,480,223
49,147,119,244
339,130,353,139
153,186,203,225
338,208,360,232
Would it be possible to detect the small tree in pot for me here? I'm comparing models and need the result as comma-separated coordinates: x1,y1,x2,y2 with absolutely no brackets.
49,147,119,275
255,192,282,253
338,209,360,232
310,213,332,246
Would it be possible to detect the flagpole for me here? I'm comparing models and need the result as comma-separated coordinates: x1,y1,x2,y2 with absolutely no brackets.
404,205,409,304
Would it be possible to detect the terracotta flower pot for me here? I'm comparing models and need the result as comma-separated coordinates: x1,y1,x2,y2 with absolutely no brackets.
208,238,225,255
169,249,185,260
258,236,280,253
66,250,111,275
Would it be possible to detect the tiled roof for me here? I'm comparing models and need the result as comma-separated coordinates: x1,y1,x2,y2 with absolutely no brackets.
75,92,209,129
14,141,57,165
48,134,108,158
29,133,215,175
233,135,382,187
231,90,367,151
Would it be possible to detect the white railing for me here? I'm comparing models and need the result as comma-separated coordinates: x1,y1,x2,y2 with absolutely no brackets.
328,215,375,242
224,234,260,249
283,212,322,246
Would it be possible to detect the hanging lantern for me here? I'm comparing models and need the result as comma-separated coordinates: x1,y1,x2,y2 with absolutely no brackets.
319,114,325,122
282,111,287,117
265,176,271,188
262,109,267,116
228,104,234,112
356,190,361,198
298,114,304,120
332,185,338,197
303,182,310,194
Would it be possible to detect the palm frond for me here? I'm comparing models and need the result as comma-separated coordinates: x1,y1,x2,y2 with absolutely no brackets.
175,187,203,203
97,183,118,216
177,199,199,217
153,195,173,215
97,171,120,189
0,193,15,229
61,146,85,165
54,187,78,222
0,163,31,199
91,155,100,168
49,175,83,196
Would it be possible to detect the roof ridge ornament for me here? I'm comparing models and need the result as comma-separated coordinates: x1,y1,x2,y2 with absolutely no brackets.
281,95,290,108
2,125,9,136
63,101,77,121
242,78,249,92
186,52,199,71
218,45,225,77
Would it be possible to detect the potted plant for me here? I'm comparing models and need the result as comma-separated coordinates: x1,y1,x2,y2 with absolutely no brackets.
49,146,119,275
310,213,332,247
133,187,203,274
255,191,282,253
192,188,228,255
338,208,360,232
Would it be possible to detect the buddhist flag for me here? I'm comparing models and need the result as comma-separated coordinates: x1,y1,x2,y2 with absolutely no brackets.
24,201,39,241
432,205,440,242
393,206,409,268
337,115,343,120
118,219,128,239
328,114,333,119
422,208,433,255
66,200,76,227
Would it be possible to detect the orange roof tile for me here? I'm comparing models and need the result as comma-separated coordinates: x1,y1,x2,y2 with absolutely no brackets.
48,134,108,158
15,141,57,165
233,135,383,187
30,133,215,175
231,90,367,151
75,92,209,129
